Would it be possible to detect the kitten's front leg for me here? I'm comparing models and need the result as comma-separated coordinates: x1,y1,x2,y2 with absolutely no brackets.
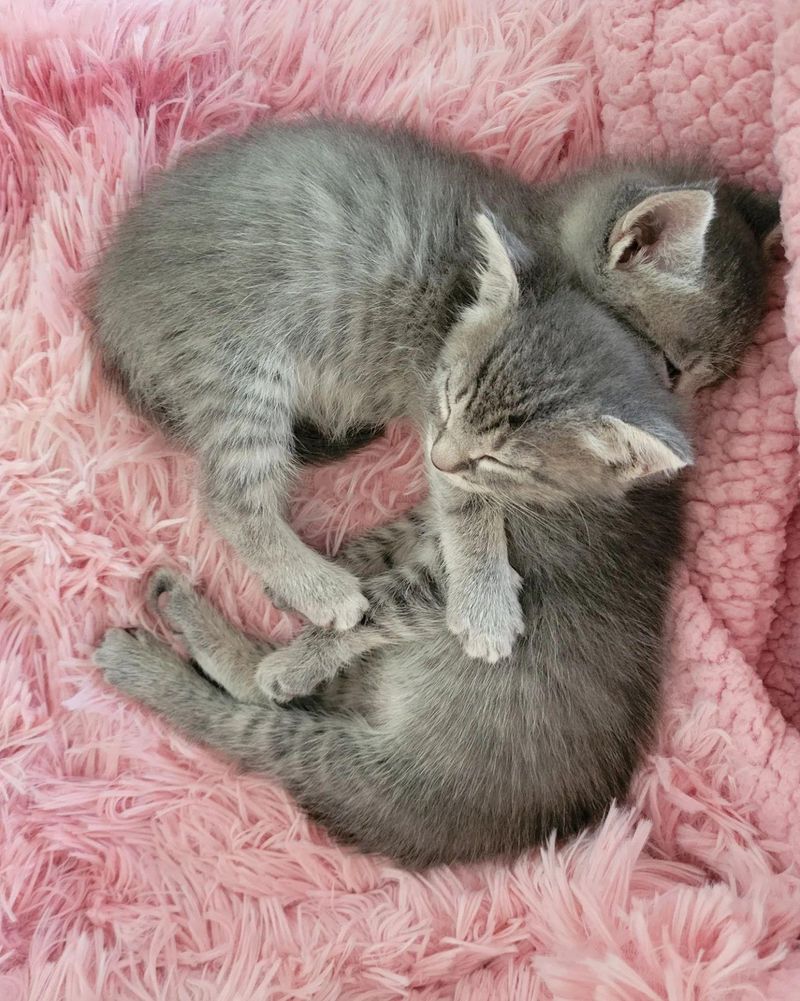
257,559,443,702
200,416,369,632
433,484,524,663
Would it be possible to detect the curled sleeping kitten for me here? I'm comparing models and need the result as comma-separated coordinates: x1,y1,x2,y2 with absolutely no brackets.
89,120,778,662
97,283,691,868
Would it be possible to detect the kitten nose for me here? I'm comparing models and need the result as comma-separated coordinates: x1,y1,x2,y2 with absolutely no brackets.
430,435,469,473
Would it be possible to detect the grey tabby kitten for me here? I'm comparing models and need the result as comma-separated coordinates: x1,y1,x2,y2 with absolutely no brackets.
97,283,690,868
89,120,778,663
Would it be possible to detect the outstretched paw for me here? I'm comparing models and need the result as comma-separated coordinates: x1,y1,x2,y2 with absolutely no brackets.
255,645,336,704
285,565,370,632
446,568,524,664
95,627,190,706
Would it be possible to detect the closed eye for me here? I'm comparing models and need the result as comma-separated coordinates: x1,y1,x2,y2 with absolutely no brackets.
440,375,452,422
477,455,515,471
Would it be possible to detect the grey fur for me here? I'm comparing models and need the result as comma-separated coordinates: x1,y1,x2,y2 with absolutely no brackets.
551,158,779,393
97,286,687,869
88,119,775,662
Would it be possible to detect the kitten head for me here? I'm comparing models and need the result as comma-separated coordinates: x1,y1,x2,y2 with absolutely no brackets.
430,214,692,508
558,166,781,394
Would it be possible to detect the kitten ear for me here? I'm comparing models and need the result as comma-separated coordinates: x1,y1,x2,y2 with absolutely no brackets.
582,416,692,481
763,221,784,262
608,189,715,277
442,212,520,363
469,211,520,317
720,183,783,262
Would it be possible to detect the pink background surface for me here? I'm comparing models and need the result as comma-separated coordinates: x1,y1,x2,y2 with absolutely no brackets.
2,0,799,996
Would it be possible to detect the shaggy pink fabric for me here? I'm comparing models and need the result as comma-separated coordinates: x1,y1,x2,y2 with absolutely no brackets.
2,0,800,997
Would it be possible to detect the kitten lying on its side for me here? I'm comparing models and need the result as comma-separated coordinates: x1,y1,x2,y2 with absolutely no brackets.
89,120,778,663
97,281,691,868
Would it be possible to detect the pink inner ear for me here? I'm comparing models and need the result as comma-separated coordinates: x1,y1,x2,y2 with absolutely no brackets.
609,226,646,269
615,237,640,266
609,213,655,269
615,213,663,266
609,190,715,273
583,417,690,482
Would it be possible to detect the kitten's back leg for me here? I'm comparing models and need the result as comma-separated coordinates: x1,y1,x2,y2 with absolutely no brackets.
148,569,272,704
255,558,444,702
95,627,442,867
146,509,443,707
143,515,434,705
200,401,368,631
337,506,433,576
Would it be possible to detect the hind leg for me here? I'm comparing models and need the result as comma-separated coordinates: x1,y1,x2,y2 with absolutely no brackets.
144,508,443,706
146,567,384,706
255,558,443,702
337,505,435,576
145,569,388,706
95,627,279,771
148,570,272,704
96,627,221,715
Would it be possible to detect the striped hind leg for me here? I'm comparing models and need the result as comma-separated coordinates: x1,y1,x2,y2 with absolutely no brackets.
146,514,444,706
254,555,444,702
147,569,272,704
336,503,436,576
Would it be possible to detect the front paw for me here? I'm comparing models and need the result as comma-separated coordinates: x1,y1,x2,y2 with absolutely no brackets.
285,565,370,632
255,647,334,704
95,627,188,705
447,574,525,663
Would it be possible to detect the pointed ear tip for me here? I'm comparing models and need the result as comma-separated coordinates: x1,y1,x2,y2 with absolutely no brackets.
473,211,502,251
617,189,716,251
764,222,784,258
669,439,694,471
688,188,715,222
656,188,715,225
667,429,693,462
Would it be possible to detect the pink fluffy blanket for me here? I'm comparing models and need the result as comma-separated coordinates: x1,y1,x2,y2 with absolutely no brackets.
2,0,800,997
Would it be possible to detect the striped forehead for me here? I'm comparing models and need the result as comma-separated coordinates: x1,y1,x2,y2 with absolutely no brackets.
452,339,578,434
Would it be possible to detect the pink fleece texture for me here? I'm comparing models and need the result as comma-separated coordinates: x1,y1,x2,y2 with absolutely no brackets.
2,0,799,997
